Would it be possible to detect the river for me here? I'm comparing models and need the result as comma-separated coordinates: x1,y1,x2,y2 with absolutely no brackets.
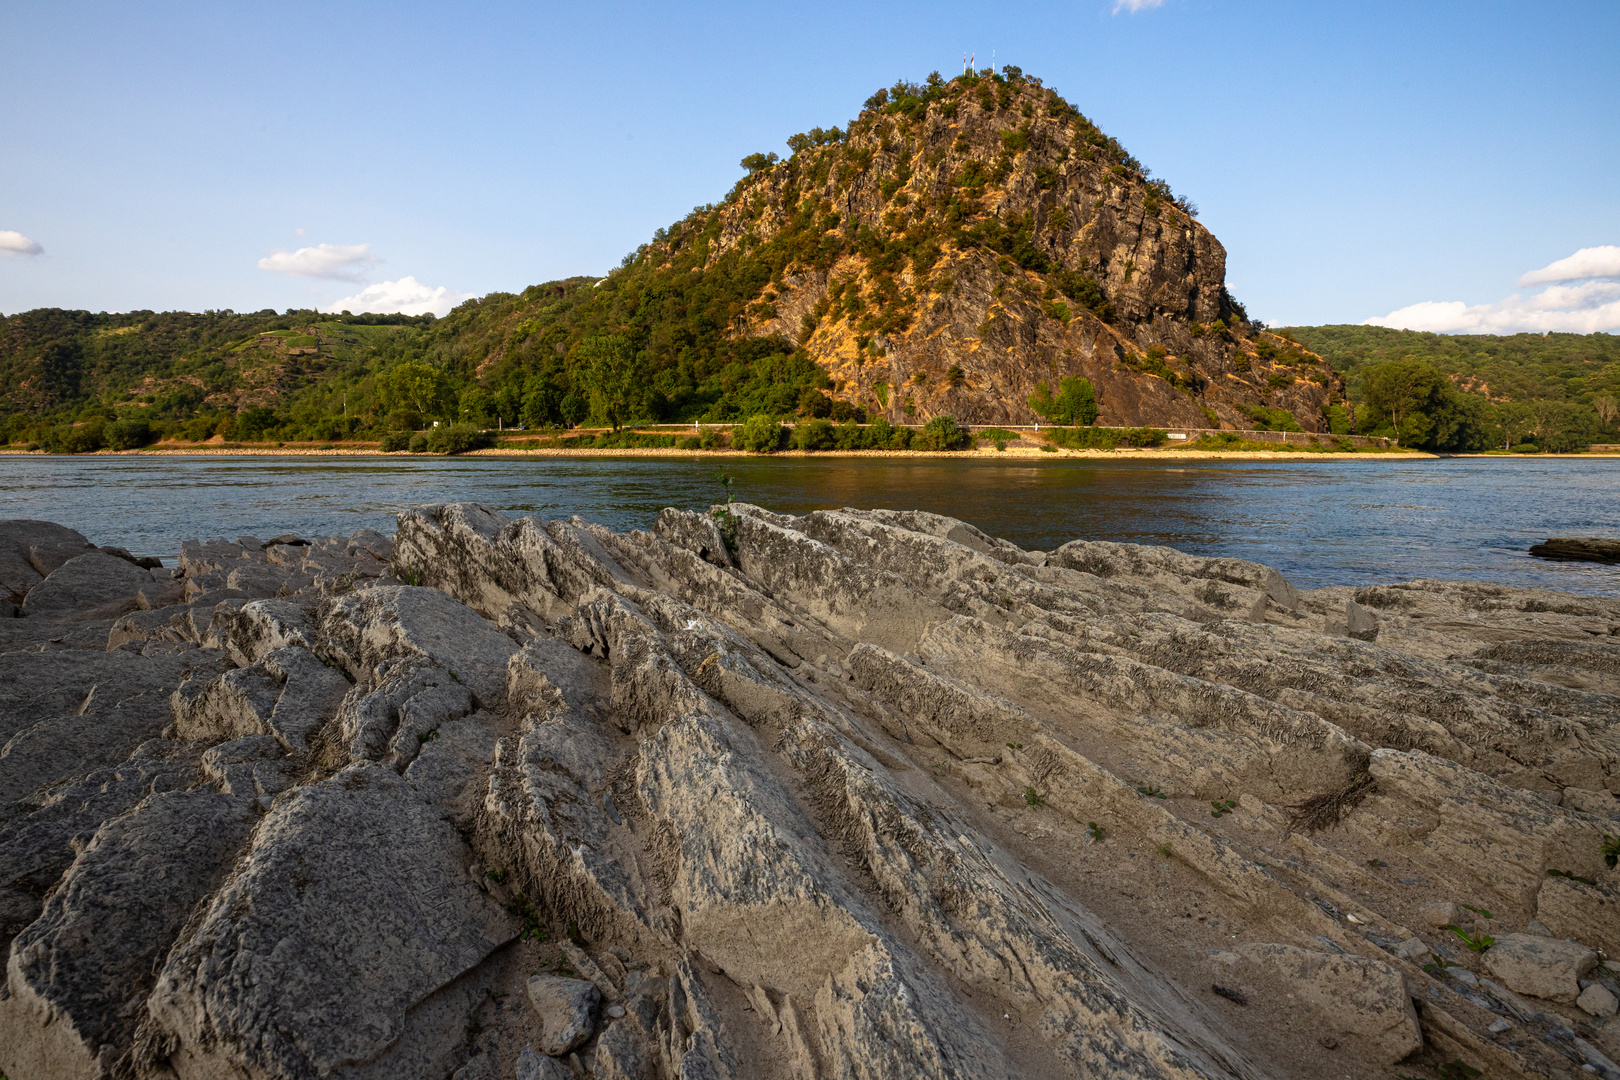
2,454,1617,594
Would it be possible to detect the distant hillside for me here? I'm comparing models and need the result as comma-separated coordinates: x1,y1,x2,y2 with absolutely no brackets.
1281,325,1620,451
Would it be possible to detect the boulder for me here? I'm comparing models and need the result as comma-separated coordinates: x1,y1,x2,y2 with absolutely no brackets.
1230,943,1421,1064
0,519,94,603
0,790,254,1080
321,584,518,706
1529,538,1620,564
1394,937,1431,962
1345,599,1379,641
516,1047,576,1080
1580,982,1619,1020
20,551,152,619
1482,933,1598,1002
1536,873,1619,957
145,763,518,1077
169,646,349,753
526,975,601,1056
1419,902,1459,928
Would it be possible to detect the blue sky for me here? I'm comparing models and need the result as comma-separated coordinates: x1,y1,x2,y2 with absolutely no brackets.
2,0,1617,331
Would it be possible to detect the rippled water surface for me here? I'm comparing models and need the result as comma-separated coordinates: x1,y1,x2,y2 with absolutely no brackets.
2,454,1618,594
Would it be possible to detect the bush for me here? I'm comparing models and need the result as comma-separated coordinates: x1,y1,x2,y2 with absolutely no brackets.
792,418,836,451
680,435,702,450
698,426,727,450
1028,376,1098,426
408,433,429,453
104,419,152,450
424,423,493,454
1513,442,1541,454
914,415,972,450
835,420,866,449
1043,425,1169,450
1241,405,1302,432
380,432,412,452
733,414,785,453
42,420,107,454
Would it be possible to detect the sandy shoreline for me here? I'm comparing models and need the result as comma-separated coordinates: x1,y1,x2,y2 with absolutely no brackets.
2,445,1613,461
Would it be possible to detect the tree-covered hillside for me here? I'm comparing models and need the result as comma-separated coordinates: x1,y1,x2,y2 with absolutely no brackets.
1281,325,1620,452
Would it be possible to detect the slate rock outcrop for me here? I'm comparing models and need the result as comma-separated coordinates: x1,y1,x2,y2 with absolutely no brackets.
0,506,1616,1080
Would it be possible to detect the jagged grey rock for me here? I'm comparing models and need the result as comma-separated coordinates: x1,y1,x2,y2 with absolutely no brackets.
145,763,518,1079
516,1047,575,1080
1483,933,1599,1002
321,584,518,705
0,790,254,1080
527,975,602,1055
1581,983,1620,1020
20,551,153,619
0,519,95,603
3,507,1619,1080
1224,944,1421,1063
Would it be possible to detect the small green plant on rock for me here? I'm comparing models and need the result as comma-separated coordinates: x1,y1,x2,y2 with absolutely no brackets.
1024,786,1044,808
1136,785,1167,799
1210,799,1236,818
1086,821,1104,842
1156,842,1173,857
1459,903,1492,919
710,471,738,548
486,867,509,884
1005,742,1024,750
507,894,547,941
416,729,439,744
1547,868,1596,885
1443,924,1494,952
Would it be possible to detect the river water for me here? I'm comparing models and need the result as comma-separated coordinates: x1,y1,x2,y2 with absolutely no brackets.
2,454,1617,594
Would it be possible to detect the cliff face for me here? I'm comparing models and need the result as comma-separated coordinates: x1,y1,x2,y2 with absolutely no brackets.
661,73,1339,430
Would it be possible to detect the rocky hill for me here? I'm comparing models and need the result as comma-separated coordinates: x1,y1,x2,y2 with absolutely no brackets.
660,69,1341,429
2,506,1618,1079
2,70,1347,445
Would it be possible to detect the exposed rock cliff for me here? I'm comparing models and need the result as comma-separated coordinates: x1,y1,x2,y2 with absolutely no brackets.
1,509,1618,1080
650,71,1341,430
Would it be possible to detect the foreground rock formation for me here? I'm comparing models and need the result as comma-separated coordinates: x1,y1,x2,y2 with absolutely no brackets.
1,508,1617,1080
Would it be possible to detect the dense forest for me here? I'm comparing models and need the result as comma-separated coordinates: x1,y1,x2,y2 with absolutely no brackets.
1282,325,1620,452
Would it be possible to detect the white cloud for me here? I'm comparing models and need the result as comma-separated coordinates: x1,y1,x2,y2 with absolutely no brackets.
1518,245,1620,286
1113,0,1166,11
322,276,473,317
0,230,44,257
1367,245,1620,334
257,242,379,281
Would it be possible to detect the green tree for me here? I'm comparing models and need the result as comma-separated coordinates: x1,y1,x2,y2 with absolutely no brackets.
378,362,455,422
914,415,972,450
1358,359,1434,446
733,414,784,453
1028,376,1098,425
575,335,643,431
1357,358,1488,450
